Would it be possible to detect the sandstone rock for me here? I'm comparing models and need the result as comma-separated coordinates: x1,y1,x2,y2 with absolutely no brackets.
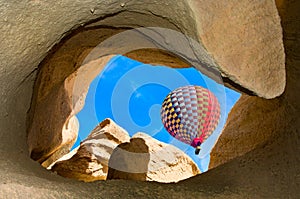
41,116,79,168
209,95,286,169
124,49,190,68
51,118,130,182
189,0,285,99
27,56,114,165
27,82,78,164
47,146,80,170
107,133,200,183
26,0,286,170
0,0,299,198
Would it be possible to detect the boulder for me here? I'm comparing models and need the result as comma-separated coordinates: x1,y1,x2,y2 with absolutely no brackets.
107,133,200,183
51,118,130,182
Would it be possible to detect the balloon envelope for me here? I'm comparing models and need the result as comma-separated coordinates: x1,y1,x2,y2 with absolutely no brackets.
160,85,220,147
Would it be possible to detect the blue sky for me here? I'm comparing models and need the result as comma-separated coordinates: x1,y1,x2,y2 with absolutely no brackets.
73,55,241,172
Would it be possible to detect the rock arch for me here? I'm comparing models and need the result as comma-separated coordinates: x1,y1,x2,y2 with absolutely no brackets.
0,0,298,197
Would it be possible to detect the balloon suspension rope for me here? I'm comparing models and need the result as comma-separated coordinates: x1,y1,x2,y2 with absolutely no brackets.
195,142,201,155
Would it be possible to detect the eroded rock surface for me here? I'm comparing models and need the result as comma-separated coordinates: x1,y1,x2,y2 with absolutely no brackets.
51,118,130,182
209,95,286,169
189,0,285,98
27,81,78,164
0,0,298,198
26,0,285,171
107,133,200,183
41,116,79,168
27,56,113,166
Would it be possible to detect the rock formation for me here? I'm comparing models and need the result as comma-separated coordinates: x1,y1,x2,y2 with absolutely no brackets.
27,81,78,164
0,0,298,198
51,123,199,183
41,115,80,168
188,0,285,99
108,133,200,183
51,118,130,182
27,55,114,166
209,95,286,169
25,0,285,172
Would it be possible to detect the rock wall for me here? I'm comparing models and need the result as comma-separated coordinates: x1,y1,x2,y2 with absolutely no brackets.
26,0,285,171
209,0,299,171
188,0,285,98
209,95,286,169
0,0,298,198
27,55,114,165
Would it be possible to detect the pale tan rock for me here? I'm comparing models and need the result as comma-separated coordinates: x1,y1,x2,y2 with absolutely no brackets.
107,132,200,183
41,116,79,168
189,0,285,99
27,82,77,164
26,0,286,169
47,146,80,170
209,95,286,169
51,118,130,182
27,55,114,165
0,0,298,198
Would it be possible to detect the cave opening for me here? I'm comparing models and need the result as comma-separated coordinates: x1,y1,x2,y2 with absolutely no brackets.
26,24,242,183
72,54,241,174
1,0,292,197
44,52,240,182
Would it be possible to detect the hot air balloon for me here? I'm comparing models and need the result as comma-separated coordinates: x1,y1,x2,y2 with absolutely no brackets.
160,85,221,155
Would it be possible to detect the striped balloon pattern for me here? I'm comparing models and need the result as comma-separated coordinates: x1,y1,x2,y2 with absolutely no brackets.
160,85,221,147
